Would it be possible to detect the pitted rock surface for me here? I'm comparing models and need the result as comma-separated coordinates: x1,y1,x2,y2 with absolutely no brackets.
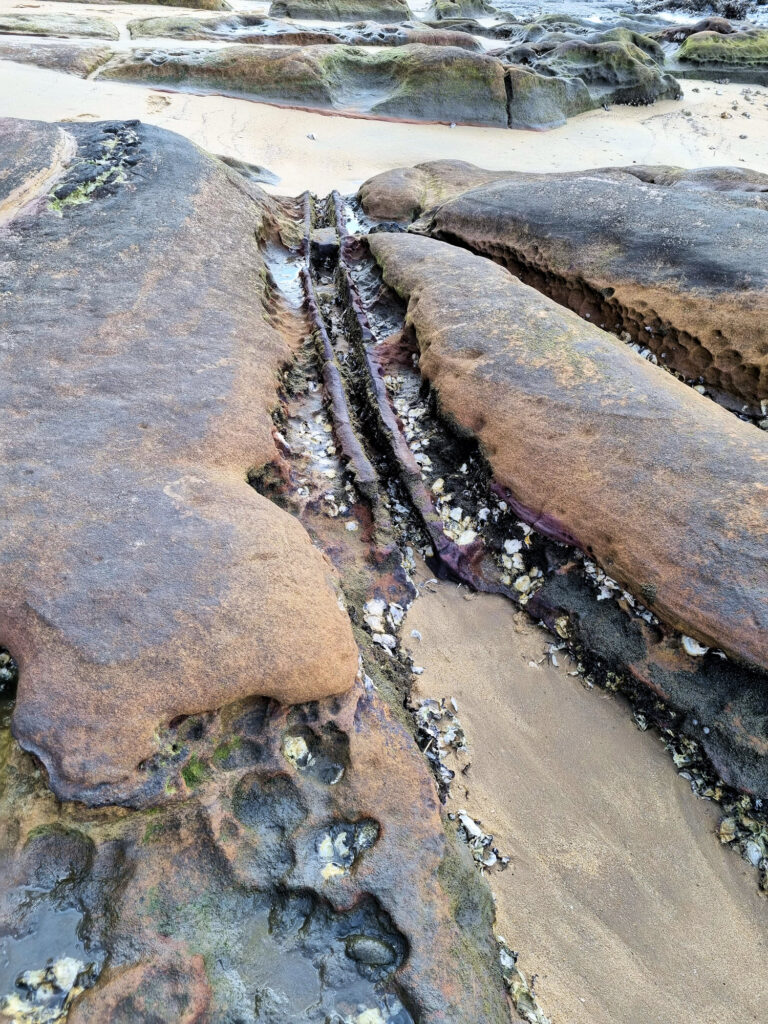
0,118,358,805
361,161,768,409
0,678,510,1023
368,231,768,672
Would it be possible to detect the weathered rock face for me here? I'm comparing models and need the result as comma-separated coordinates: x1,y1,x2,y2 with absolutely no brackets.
673,25,768,82
0,12,119,39
621,162,768,197
426,0,497,19
505,63,593,129
0,39,113,76
500,33,681,117
0,675,510,1023
0,118,358,805
360,163,768,409
127,13,482,50
367,232,768,672
269,0,413,21
361,158,768,221
98,43,510,127
358,158,515,220
0,117,76,223
37,0,228,8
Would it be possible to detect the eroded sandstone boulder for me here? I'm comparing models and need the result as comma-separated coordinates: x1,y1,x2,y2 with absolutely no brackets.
0,39,113,76
269,0,413,21
358,158,514,220
673,25,768,82
0,118,358,804
0,12,119,39
98,43,509,126
426,0,497,19
505,63,593,128
38,0,229,8
360,162,768,409
127,13,482,50
367,232,768,671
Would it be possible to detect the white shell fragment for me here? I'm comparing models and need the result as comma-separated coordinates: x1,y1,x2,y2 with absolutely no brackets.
682,635,709,657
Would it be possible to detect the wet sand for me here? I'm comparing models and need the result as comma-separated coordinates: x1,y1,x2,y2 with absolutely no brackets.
405,576,768,1024
1,57,767,196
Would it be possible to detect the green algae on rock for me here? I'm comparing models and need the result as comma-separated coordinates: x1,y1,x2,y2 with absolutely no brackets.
527,37,681,105
505,64,592,128
425,0,497,20
673,26,768,82
269,0,413,21
0,117,358,805
127,13,482,50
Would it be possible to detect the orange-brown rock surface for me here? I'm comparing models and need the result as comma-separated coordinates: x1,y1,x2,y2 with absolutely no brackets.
361,161,768,410
367,231,768,672
0,118,358,805
0,676,510,1023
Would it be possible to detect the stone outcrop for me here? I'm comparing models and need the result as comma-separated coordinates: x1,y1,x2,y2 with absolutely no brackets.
426,0,497,19
0,12,119,39
0,118,358,804
269,0,413,21
505,63,594,128
367,232,768,672
0,39,113,76
360,161,768,409
499,33,680,120
127,13,482,50
38,0,229,8
0,675,510,1023
98,43,510,127
358,158,513,219
672,25,768,82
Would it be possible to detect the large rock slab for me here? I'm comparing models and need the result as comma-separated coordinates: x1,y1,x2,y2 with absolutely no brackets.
0,38,113,76
128,13,482,50
358,158,514,220
0,12,119,39
360,162,768,410
368,232,768,672
505,63,593,129
37,0,228,8
0,118,358,805
269,0,413,20
501,34,681,120
98,43,510,126
671,25,768,83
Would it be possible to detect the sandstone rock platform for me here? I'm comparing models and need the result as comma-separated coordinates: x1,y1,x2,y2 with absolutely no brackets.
0,118,358,805
368,231,768,672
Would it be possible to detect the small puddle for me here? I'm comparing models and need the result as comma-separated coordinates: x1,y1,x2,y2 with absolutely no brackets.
263,239,305,308
0,903,99,1023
